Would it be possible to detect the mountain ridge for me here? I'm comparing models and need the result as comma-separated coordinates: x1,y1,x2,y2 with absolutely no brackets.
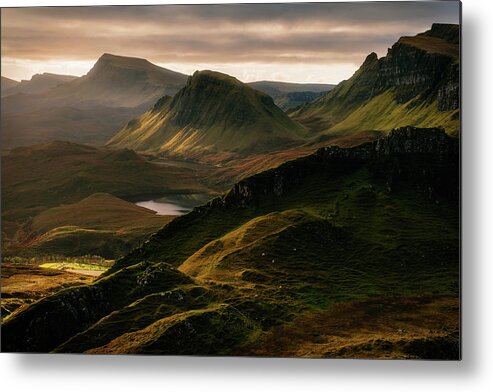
291,23,460,136
1,73,78,97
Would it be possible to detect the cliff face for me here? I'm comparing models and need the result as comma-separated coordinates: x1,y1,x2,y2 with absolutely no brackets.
222,126,459,208
376,24,459,109
292,24,460,135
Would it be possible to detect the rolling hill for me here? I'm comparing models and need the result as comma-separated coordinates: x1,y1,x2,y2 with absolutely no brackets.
6,193,174,259
291,24,460,136
2,127,459,358
1,141,213,225
0,54,189,148
247,81,335,110
107,70,308,156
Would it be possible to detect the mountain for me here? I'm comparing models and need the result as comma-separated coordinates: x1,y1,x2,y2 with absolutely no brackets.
247,81,335,110
6,193,174,259
107,70,308,156
0,54,189,148
2,127,459,358
292,24,460,136
1,76,19,92
49,53,188,108
1,73,78,97
1,141,212,225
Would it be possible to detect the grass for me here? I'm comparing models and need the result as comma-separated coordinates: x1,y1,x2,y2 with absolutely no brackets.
329,90,459,136
39,262,108,272
243,295,459,358
1,263,97,322
398,35,459,61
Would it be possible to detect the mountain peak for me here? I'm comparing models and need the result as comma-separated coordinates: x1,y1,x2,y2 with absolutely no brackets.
188,70,244,89
93,53,153,69
361,52,378,68
423,23,460,44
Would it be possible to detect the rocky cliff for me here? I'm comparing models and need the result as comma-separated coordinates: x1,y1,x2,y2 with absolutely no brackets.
292,24,460,135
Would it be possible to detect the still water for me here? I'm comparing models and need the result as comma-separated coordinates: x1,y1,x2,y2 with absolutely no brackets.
135,193,212,216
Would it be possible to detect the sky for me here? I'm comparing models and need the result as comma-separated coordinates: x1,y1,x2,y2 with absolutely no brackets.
1,1,460,84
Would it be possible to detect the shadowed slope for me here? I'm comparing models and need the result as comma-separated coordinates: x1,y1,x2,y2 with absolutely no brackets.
1,73,78,97
1,76,19,92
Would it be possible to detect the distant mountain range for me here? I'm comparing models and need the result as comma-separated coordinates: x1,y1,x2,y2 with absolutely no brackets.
107,70,308,156
1,73,78,97
1,76,20,92
107,23,459,159
0,54,189,148
247,80,335,110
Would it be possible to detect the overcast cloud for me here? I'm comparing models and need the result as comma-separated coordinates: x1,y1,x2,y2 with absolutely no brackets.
1,2,460,83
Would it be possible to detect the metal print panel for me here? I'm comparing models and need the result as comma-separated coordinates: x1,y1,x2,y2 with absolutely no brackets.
0,1,461,358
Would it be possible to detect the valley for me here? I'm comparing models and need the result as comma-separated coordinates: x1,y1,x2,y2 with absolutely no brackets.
1,20,460,359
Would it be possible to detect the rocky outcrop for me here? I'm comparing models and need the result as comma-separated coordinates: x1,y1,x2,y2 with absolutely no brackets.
222,126,459,207
371,24,459,108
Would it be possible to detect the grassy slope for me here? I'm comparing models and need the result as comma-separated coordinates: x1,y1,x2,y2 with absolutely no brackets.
329,90,459,137
58,164,458,355
108,70,308,155
6,193,174,259
2,129,459,357
1,263,96,321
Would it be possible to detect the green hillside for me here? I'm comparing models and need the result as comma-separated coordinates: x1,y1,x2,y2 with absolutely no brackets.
292,24,460,137
2,127,459,358
107,70,308,156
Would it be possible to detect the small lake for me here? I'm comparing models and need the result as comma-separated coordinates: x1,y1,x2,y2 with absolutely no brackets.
135,193,213,216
